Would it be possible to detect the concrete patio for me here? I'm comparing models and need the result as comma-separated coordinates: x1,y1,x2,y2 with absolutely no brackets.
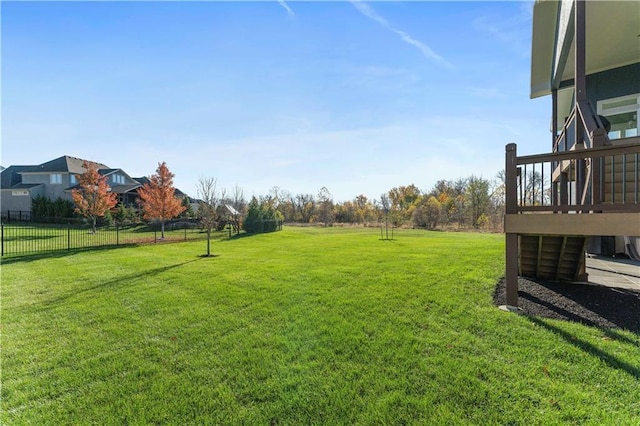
584,255,640,290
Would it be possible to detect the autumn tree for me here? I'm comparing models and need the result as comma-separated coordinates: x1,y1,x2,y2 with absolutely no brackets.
412,195,442,229
388,184,422,224
196,176,218,257
137,162,185,239
72,160,117,233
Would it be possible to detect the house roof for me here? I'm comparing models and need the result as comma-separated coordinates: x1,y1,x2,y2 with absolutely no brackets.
2,182,43,190
133,177,186,197
110,184,142,194
0,165,39,189
531,0,640,98
20,155,110,175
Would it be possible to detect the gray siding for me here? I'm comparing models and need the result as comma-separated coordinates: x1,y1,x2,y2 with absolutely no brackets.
20,172,75,201
587,63,640,103
1,186,44,212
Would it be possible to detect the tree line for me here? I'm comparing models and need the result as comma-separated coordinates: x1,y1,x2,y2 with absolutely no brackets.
257,174,506,232
33,158,508,238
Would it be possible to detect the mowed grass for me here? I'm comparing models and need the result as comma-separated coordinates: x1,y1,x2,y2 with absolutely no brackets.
2,227,639,424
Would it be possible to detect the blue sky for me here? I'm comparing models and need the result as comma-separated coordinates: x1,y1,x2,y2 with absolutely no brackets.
2,1,550,202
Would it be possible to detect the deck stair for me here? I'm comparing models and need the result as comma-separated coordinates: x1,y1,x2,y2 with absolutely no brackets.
519,235,588,281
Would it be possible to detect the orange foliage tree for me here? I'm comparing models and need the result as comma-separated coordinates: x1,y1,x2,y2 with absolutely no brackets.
137,162,185,239
71,161,117,233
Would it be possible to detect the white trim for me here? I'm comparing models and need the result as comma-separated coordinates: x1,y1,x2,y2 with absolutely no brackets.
597,93,640,117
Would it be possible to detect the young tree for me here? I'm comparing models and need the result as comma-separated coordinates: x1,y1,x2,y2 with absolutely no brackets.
196,176,218,257
71,161,117,233
137,162,185,239
377,193,392,240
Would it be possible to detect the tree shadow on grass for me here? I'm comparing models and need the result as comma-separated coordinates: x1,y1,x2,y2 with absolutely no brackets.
35,258,201,309
0,244,140,265
221,232,258,241
526,316,640,379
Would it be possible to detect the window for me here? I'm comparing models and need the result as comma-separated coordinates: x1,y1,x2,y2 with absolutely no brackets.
597,94,639,140
70,174,77,185
50,174,62,184
112,174,125,184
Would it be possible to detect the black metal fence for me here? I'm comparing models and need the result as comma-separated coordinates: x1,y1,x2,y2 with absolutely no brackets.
0,221,207,257
2,210,32,222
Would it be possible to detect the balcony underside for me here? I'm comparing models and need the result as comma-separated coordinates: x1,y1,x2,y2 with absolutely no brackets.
505,212,640,236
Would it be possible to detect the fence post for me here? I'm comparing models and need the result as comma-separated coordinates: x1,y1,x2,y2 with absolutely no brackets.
185,227,187,241
1,224,4,256
117,223,119,246
155,230,157,243
68,223,71,251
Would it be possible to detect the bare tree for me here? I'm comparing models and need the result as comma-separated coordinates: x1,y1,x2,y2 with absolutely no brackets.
230,184,246,218
197,177,218,257
377,193,392,239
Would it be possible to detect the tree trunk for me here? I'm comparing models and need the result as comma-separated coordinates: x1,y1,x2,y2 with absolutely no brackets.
161,220,165,239
206,230,211,256
92,216,97,234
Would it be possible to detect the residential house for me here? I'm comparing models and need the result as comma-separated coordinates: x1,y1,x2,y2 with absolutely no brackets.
503,0,640,306
0,155,185,219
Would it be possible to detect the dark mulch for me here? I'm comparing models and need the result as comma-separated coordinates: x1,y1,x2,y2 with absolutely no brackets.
493,277,640,333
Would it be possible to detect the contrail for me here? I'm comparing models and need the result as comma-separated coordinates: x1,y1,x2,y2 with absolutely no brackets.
350,1,455,70
277,0,295,17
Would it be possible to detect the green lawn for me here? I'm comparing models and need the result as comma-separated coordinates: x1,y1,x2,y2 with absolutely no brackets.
2,227,639,424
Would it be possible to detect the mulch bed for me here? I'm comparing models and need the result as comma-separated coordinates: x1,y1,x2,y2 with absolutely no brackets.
493,277,640,332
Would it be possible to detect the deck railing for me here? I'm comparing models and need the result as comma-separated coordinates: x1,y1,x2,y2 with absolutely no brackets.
506,138,640,215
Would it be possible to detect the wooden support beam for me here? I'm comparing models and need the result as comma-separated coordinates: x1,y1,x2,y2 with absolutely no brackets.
505,212,640,236
556,237,568,281
536,235,543,278
505,144,519,308
575,238,589,282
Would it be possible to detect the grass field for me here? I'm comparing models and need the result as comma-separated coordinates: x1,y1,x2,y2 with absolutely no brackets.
2,227,639,424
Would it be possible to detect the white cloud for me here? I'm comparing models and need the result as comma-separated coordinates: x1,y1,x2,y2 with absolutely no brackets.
350,1,455,70
277,0,295,17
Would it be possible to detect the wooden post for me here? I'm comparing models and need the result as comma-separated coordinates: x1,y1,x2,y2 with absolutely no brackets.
505,144,519,307
552,89,558,150
575,0,586,106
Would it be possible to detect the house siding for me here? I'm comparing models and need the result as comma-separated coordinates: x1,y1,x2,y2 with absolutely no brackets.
587,63,640,104
1,186,44,212
21,173,71,200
